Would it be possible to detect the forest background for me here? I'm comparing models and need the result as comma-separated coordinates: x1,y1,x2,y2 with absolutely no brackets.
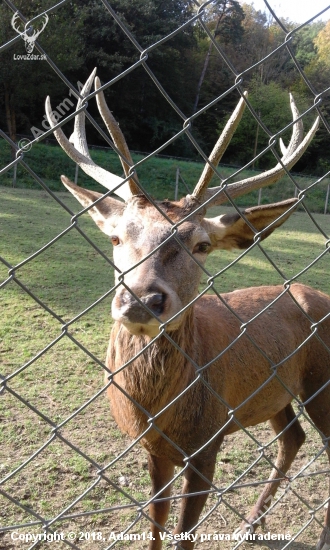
1,0,330,176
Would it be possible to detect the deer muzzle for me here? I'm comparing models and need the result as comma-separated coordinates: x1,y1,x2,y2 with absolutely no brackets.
112,283,183,336
117,289,166,321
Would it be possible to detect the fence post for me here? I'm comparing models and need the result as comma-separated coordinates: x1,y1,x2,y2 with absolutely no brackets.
175,167,179,201
74,163,79,184
325,184,330,215
12,162,17,188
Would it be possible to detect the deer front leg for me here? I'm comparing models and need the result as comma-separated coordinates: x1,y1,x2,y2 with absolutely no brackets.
172,452,218,550
148,454,175,550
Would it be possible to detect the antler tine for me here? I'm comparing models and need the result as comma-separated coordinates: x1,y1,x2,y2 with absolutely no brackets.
192,92,248,201
45,68,132,202
202,95,319,207
279,93,304,161
94,76,140,196
71,67,96,161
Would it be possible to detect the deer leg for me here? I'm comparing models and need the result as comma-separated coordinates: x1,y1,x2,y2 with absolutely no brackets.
148,454,175,550
239,403,305,535
316,487,330,550
303,389,330,550
172,450,219,550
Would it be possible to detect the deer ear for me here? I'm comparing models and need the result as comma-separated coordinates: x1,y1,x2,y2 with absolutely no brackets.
61,176,125,236
203,198,298,251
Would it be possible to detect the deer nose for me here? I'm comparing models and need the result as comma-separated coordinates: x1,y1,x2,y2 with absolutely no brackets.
144,292,166,316
118,290,167,321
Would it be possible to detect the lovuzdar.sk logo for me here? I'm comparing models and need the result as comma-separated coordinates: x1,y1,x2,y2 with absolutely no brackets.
11,11,48,59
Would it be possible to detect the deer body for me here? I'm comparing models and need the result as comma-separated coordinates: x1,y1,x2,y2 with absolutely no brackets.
46,70,330,549
106,283,330,549
107,282,330,457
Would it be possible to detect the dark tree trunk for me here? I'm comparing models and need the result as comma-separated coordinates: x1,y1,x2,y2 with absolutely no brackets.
192,7,226,115
4,83,17,153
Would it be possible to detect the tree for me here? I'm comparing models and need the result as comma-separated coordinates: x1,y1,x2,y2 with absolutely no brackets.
0,1,86,150
293,21,324,68
313,20,330,64
292,20,330,173
74,0,197,155
235,4,296,86
224,79,298,167
192,0,245,114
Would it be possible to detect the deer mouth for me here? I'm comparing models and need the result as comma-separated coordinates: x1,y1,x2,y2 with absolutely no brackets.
115,317,183,338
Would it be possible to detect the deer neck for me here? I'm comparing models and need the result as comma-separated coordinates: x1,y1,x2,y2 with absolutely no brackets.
105,306,203,450
107,307,196,403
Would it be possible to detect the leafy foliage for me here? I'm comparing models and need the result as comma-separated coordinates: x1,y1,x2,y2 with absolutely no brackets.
0,0,87,157
0,1,329,172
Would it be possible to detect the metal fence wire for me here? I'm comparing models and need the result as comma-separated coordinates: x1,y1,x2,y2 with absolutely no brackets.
1,1,330,549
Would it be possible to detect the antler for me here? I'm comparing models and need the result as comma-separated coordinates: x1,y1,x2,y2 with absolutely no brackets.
193,93,319,206
94,76,140,195
45,69,138,202
193,92,248,199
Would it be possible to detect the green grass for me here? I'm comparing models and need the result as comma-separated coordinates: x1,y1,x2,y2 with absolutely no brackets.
1,138,330,212
0,186,329,548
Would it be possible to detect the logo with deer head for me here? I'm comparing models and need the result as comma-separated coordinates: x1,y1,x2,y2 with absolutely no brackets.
11,12,48,54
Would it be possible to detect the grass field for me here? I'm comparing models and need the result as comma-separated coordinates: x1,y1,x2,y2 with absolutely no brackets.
0,186,329,549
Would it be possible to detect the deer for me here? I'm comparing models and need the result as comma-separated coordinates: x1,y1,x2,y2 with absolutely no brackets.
46,69,330,549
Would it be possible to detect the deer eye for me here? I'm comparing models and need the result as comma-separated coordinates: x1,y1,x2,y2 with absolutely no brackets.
111,236,120,246
193,242,211,254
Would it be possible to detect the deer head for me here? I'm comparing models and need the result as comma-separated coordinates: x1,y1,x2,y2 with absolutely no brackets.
45,69,319,337
12,12,48,54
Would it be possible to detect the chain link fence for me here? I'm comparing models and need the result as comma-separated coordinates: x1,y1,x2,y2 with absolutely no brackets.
1,1,330,549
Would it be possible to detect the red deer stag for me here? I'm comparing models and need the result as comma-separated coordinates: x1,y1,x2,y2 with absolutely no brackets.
46,70,330,550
